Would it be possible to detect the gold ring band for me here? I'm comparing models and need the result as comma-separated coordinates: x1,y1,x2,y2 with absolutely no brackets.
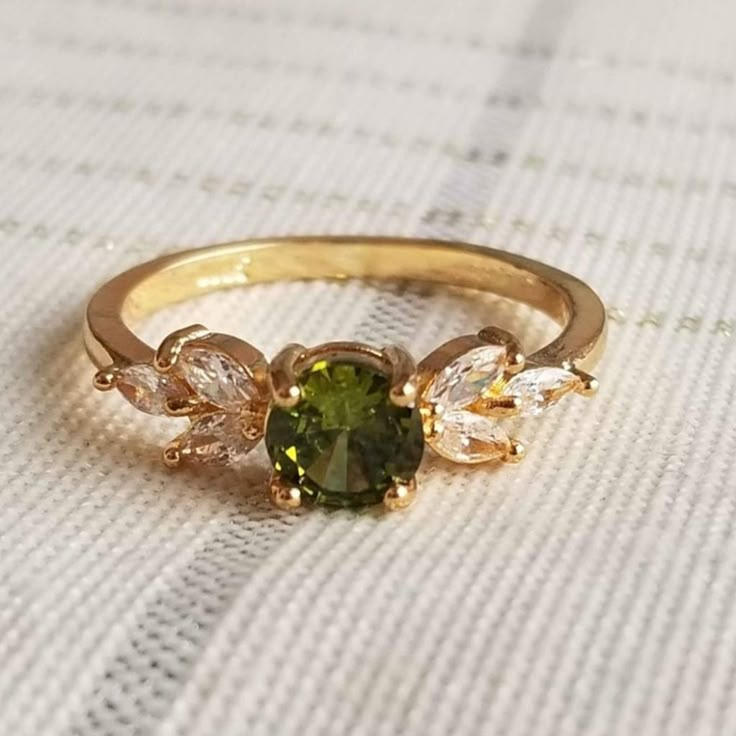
85,236,606,511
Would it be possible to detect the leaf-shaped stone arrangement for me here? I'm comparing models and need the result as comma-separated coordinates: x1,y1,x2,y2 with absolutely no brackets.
501,367,582,416
103,333,269,469
420,337,595,465
421,344,512,464
164,344,268,467
115,364,190,416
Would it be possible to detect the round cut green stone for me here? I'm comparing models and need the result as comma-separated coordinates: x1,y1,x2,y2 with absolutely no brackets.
265,360,424,507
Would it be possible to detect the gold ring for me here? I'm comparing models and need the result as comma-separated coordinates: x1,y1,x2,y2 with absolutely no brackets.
85,236,606,511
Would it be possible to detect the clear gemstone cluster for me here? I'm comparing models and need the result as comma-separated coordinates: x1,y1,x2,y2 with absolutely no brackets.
97,325,597,509
422,345,511,463
114,341,268,467
420,343,584,464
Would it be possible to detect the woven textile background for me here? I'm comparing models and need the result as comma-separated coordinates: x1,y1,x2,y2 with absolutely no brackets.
1,0,736,734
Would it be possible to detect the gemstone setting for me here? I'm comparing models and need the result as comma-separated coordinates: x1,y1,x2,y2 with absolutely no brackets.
163,343,268,467
423,344,507,412
429,409,510,464
420,340,514,464
116,364,190,415
173,413,260,466
502,367,581,416
418,329,595,466
265,359,424,507
178,346,261,410
93,322,600,512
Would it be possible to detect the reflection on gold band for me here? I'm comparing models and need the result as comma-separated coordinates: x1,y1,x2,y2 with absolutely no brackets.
85,236,606,371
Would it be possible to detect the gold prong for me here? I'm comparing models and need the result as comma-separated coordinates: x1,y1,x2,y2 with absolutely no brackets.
383,477,417,511
269,472,302,510
502,438,526,464
505,350,526,374
164,395,201,417
162,440,183,468
419,406,440,441
478,325,525,373
93,367,119,391
239,403,267,441
570,367,599,397
383,345,419,407
471,394,522,418
269,343,305,408
242,425,261,442
154,324,211,373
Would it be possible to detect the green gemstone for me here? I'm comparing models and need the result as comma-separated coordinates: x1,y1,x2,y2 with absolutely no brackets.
265,360,424,507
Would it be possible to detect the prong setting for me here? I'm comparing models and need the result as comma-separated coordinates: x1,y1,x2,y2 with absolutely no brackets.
269,472,302,510
471,394,522,418
478,325,526,374
505,351,526,374
84,235,607,515
265,341,425,508
164,395,202,417
269,343,305,408
94,320,596,510
383,345,419,407
93,367,119,391
241,418,265,442
154,324,211,373
384,477,417,511
417,326,596,466
162,441,183,468
502,438,526,464
569,366,599,397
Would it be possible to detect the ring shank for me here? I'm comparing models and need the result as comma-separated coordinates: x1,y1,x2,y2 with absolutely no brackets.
84,236,606,371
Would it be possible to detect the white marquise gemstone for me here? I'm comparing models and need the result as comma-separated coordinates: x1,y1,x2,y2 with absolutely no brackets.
502,367,580,416
424,345,507,411
116,364,188,415
178,413,258,466
178,348,259,411
430,410,510,464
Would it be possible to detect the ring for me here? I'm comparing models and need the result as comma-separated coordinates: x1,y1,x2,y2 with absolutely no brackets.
85,236,606,511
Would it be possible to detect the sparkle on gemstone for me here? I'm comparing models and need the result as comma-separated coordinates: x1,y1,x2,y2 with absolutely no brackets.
176,413,258,466
116,364,189,415
502,367,581,416
178,347,259,411
430,410,510,464
265,360,424,507
423,344,507,412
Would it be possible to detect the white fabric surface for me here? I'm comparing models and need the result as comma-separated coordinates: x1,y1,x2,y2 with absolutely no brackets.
1,0,736,734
